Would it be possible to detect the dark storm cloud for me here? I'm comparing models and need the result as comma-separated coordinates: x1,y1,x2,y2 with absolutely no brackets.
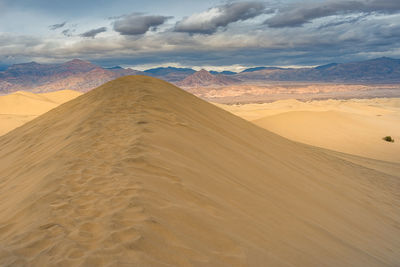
1,0,400,67
2,15,400,67
80,27,107,38
317,14,368,29
49,21,66,30
113,14,171,35
264,0,400,28
62,29,75,37
175,2,270,34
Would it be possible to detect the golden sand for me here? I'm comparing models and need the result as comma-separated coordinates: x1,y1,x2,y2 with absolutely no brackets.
0,76,399,266
220,98,400,163
0,90,82,136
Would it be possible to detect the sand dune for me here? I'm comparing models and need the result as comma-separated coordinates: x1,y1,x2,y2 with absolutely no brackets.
0,76,399,266
0,90,82,136
220,98,400,163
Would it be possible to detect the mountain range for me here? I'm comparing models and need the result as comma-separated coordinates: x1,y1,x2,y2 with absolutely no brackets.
236,57,400,83
1,57,400,94
240,66,283,73
0,59,141,94
144,67,196,82
209,70,237,75
176,69,240,87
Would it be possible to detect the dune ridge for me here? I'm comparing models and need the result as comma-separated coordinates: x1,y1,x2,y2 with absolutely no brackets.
0,76,399,266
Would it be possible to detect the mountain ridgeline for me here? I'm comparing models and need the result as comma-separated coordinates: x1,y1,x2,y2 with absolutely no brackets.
236,57,400,83
0,57,400,94
0,59,141,94
176,69,240,87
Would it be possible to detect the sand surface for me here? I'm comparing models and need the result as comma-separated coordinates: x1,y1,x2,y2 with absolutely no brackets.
219,98,400,163
0,76,399,266
0,90,82,136
2,90,399,164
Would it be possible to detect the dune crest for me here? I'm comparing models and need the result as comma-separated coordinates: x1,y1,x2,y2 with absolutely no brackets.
0,76,399,266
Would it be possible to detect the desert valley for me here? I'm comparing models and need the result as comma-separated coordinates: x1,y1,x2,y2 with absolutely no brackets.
1,0,400,266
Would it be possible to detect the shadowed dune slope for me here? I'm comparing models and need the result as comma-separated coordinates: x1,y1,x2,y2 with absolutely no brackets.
0,76,399,266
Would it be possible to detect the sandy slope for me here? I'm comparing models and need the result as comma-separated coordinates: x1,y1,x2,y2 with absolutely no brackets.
220,98,400,163
0,90,82,136
0,76,399,266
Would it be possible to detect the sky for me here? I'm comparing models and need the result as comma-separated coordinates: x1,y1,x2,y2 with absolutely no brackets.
0,0,400,70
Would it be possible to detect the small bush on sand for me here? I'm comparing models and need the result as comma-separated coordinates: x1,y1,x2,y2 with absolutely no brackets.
383,136,394,143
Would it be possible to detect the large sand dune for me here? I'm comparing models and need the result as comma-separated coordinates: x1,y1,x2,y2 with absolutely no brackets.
2,89,399,164
0,76,399,266
220,98,400,163
0,90,82,136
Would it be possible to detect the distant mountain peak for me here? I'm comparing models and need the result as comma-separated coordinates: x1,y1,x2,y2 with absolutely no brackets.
106,66,123,70
67,58,91,64
209,70,237,75
144,66,195,72
11,61,40,67
177,69,239,87
197,69,210,74
143,66,196,82
241,66,283,73
0,59,140,94
65,59,96,67
315,63,338,70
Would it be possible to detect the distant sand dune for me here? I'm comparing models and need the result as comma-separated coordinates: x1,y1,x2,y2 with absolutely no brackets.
0,76,399,266
0,90,82,135
220,98,400,163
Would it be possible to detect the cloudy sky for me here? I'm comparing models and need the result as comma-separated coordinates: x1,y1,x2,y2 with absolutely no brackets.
0,0,400,70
